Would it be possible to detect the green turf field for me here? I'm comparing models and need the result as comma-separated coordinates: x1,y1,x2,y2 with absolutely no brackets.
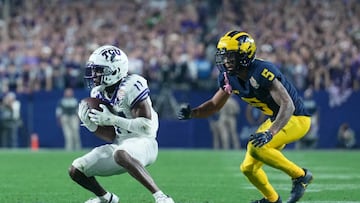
0,149,359,203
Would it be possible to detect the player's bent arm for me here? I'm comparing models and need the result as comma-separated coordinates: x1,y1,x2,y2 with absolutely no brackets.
113,99,153,135
268,78,295,135
112,116,153,135
131,98,151,119
191,88,230,118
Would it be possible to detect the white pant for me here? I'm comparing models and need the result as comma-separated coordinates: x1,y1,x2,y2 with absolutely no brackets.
72,137,158,177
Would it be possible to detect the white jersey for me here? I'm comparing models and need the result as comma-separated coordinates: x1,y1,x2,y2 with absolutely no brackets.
90,74,159,140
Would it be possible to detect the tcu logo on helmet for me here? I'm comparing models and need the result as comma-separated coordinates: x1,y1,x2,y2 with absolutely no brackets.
101,49,122,62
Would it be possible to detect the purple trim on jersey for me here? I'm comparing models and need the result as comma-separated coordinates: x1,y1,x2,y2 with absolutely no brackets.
130,88,150,109
95,85,120,105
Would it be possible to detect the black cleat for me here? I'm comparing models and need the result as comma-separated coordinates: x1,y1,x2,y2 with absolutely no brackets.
251,196,282,203
287,168,313,203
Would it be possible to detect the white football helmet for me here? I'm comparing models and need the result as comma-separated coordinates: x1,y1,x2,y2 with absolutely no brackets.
85,45,128,88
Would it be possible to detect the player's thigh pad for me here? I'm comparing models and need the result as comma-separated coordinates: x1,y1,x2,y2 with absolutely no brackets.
72,144,122,177
72,138,158,177
115,137,158,167
256,116,311,148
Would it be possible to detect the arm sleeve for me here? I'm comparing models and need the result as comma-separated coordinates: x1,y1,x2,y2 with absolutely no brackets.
112,116,154,135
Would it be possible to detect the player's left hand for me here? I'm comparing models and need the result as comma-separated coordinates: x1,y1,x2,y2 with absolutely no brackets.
249,130,273,147
89,104,115,126
177,103,192,120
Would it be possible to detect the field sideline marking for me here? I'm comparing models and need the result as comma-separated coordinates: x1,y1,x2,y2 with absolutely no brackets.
300,201,360,203
242,182,360,191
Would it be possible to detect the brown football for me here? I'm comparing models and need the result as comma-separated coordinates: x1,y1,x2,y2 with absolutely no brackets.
81,97,116,142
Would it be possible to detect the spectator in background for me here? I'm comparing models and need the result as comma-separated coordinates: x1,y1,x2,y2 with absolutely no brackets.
337,123,357,149
1,0,360,98
0,92,21,148
296,88,319,149
0,98,8,147
209,95,240,150
56,88,81,151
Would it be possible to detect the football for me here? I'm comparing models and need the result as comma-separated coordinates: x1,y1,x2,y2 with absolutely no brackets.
81,97,116,142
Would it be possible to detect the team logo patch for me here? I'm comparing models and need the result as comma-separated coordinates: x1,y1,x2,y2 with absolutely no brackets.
250,76,260,89
116,88,126,101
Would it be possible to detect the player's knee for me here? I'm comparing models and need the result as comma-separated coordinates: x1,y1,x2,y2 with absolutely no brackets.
68,165,80,180
70,158,86,174
240,163,254,176
248,145,267,159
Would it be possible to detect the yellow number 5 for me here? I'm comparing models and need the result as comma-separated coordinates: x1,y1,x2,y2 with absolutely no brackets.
242,97,274,116
261,68,275,81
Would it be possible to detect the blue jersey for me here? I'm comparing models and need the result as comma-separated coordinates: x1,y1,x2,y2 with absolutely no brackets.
218,59,309,120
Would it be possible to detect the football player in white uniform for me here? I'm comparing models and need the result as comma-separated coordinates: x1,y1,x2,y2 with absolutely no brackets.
69,45,175,203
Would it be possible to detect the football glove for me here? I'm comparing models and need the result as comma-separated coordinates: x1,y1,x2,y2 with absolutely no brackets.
78,101,98,132
249,130,273,147
177,103,192,120
89,104,116,126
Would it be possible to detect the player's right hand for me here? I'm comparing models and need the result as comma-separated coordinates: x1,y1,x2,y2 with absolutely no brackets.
177,103,192,120
89,104,115,126
249,130,273,147
78,101,90,123
78,101,97,132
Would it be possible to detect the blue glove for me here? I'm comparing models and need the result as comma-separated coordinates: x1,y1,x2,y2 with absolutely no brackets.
249,130,273,147
177,103,192,120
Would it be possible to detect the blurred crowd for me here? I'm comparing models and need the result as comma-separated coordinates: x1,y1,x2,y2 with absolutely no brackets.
0,0,359,105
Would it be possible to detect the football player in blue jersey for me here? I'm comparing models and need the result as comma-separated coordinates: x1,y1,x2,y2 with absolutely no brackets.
178,31,313,203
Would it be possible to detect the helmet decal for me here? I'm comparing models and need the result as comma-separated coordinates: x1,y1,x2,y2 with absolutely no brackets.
100,48,122,62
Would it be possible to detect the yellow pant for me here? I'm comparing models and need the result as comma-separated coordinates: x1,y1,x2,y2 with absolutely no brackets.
240,115,311,201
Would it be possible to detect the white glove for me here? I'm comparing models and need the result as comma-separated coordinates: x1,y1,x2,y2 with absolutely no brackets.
78,101,98,132
89,104,115,126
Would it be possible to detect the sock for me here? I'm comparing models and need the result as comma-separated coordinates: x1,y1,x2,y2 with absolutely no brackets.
100,192,112,201
153,191,166,199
